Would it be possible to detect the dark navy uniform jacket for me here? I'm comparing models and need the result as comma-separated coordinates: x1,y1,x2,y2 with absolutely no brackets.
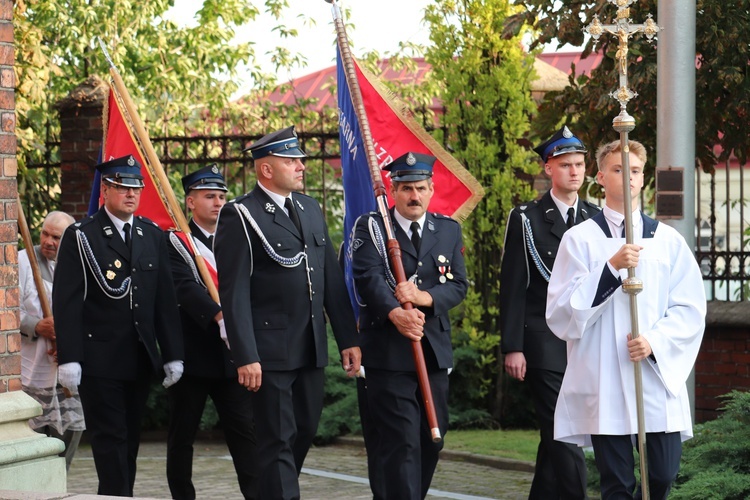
167,219,234,379
214,185,358,371
53,208,183,380
499,190,600,373
352,210,468,371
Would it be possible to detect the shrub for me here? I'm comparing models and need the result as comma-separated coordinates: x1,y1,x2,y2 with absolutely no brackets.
671,390,750,499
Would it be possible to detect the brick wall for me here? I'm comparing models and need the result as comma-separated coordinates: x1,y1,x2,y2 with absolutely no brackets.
0,0,19,393
57,76,108,220
694,301,750,422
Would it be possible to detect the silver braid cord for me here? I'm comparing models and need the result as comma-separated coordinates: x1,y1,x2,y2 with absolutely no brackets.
521,214,551,283
76,230,131,299
169,232,202,285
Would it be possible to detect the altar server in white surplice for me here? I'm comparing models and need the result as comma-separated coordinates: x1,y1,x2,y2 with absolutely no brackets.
545,139,706,500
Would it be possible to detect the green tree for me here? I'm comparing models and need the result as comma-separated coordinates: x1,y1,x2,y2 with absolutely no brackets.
423,0,539,425
15,0,317,227
510,1,750,176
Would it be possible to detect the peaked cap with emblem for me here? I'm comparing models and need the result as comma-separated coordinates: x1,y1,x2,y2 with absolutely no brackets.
97,155,145,188
383,152,436,182
244,126,308,160
181,163,228,194
533,125,587,162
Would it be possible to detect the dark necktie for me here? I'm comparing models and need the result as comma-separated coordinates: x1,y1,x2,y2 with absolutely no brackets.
410,221,421,253
566,207,575,229
207,235,214,249
123,222,132,249
284,198,302,234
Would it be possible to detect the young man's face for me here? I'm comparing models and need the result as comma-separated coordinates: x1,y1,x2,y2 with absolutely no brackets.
546,152,586,196
187,189,226,228
596,151,645,207
390,179,434,221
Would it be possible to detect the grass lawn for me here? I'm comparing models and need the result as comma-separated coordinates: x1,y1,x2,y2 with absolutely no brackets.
443,428,540,463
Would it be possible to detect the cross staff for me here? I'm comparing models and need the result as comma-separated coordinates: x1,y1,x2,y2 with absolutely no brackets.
584,2,662,499
585,0,662,112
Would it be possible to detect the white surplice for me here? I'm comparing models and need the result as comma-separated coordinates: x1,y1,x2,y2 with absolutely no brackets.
545,213,706,446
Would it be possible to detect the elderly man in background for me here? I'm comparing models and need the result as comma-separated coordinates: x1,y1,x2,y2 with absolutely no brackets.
20,210,85,470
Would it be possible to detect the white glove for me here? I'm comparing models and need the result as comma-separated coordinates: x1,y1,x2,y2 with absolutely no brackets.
58,362,82,393
218,319,230,350
162,360,184,388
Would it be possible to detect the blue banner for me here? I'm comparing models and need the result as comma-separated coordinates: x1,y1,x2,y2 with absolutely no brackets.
87,148,103,216
338,47,376,321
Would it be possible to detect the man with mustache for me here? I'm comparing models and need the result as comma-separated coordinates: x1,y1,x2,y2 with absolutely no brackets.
352,152,468,499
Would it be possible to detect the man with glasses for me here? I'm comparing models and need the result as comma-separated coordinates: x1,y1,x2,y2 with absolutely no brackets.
54,155,184,497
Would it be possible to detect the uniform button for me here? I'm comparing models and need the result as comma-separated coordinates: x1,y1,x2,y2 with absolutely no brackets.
312,291,316,295
310,267,314,272
87,333,92,338
547,251,552,256
277,243,281,247
148,263,153,268
134,303,139,308
418,262,423,267
133,286,138,291
132,268,137,272
311,315,315,319
264,321,269,326
134,321,139,326
305,244,308,249
418,280,423,284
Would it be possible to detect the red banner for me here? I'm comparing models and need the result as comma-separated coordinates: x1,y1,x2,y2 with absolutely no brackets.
351,59,484,221
101,88,174,230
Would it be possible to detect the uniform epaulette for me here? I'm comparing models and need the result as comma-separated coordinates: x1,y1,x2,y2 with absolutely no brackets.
231,192,252,204
583,200,602,212
432,212,459,224
136,215,160,228
73,216,96,229
516,200,539,212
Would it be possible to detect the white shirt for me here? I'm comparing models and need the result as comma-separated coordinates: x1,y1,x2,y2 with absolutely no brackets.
104,206,134,242
549,191,578,225
257,182,294,216
393,209,426,240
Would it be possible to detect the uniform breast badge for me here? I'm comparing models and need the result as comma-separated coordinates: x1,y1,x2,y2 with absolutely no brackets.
437,255,453,283
114,259,122,269
106,270,116,280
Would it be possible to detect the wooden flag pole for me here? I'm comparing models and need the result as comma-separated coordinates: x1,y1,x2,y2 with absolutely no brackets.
98,40,219,304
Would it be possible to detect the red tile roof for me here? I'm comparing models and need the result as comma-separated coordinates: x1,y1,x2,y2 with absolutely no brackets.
263,52,602,112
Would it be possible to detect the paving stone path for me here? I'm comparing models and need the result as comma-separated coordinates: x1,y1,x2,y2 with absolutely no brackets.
65,440,533,499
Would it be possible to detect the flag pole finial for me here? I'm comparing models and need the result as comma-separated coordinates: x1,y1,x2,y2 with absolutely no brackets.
96,38,117,70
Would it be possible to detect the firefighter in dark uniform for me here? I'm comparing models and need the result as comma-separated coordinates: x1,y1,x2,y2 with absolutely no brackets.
351,152,469,500
500,126,598,499
214,126,361,500
54,155,184,497
165,164,258,499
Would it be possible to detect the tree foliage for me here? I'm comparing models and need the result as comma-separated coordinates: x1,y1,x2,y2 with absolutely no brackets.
511,0,750,176
15,0,319,228
423,0,539,424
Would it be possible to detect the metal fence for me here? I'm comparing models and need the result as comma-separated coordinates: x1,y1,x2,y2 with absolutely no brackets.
696,158,750,300
23,128,750,301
